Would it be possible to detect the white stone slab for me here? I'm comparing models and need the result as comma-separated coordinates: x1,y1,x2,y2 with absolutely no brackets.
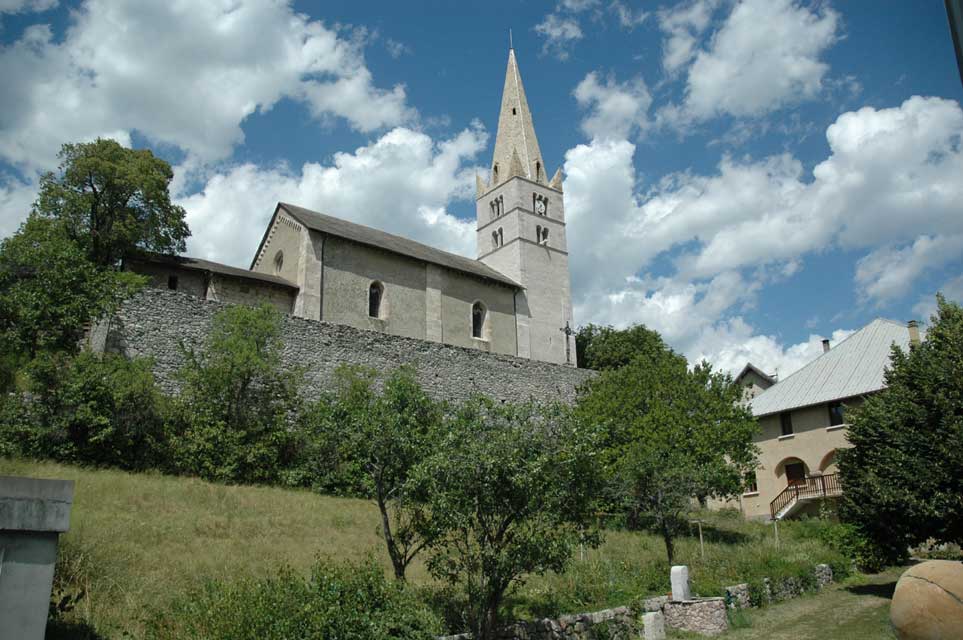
642,611,666,640
671,565,691,601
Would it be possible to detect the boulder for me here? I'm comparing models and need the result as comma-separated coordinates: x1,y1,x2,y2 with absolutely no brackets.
890,560,963,640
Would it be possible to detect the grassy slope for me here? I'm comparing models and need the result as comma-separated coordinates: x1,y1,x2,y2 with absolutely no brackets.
1,459,848,638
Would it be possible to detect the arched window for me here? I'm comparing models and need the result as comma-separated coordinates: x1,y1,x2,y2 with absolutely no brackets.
497,227,504,246
368,281,384,318
472,301,487,339
541,227,549,245
493,163,499,182
492,230,499,249
273,251,284,275
535,160,541,180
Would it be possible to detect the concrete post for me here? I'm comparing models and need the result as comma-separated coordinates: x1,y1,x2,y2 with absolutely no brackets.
671,565,691,601
0,476,75,640
642,611,666,640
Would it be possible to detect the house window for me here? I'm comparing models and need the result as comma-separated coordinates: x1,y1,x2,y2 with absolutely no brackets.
167,275,178,291
744,471,758,494
273,251,283,275
472,301,487,339
368,281,384,318
828,402,845,427
780,411,793,436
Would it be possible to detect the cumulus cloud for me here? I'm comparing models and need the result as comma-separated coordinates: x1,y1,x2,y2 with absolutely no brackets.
912,274,963,322
534,13,584,60
610,1,648,29
0,0,56,13
177,125,487,268
659,0,839,126
563,95,963,375
657,0,719,74
574,72,652,140
855,235,963,307
0,0,414,177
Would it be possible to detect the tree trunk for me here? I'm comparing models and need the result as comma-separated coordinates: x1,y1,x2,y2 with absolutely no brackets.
661,522,675,565
478,588,503,640
376,481,406,581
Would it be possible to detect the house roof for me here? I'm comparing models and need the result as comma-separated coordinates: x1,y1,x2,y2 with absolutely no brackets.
749,318,913,417
735,362,776,386
128,253,299,290
275,203,521,288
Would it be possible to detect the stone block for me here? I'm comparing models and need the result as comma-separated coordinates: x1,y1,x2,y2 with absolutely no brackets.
642,611,666,640
671,565,691,601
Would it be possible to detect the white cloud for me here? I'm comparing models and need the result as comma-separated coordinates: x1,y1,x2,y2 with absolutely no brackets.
560,0,599,11
657,0,718,74
534,13,584,60
563,95,963,375
610,1,648,29
855,235,963,306
574,72,652,140
0,0,56,13
177,125,487,269
660,0,839,125
0,0,414,176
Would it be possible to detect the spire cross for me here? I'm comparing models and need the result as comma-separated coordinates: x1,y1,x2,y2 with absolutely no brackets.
560,321,574,364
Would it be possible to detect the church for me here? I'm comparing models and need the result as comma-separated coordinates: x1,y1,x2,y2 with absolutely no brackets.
128,48,578,367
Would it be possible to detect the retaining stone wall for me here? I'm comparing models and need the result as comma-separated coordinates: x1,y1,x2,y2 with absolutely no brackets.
663,599,727,636
102,289,595,405
438,607,639,640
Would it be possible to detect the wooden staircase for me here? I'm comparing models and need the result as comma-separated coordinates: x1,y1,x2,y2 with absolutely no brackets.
770,473,842,520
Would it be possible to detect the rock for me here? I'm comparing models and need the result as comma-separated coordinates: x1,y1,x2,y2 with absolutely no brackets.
891,560,963,640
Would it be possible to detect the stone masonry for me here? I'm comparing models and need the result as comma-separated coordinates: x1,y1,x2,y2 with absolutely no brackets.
662,598,728,637
101,289,595,404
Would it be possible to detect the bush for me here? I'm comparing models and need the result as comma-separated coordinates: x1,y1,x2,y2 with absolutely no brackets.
144,557,442,640
0,352,169,469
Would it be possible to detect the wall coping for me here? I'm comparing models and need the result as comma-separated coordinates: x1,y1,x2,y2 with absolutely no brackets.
0,476,75,532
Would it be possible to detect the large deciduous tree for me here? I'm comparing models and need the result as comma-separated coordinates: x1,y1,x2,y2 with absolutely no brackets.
839,295,963,564
412,399,603,640
577,332,757,564
34,138,190,267
575,323,672,371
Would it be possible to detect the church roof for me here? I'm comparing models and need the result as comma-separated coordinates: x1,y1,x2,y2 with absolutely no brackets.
749,318,914,417
488,48,548,189
276,203,521,288
128,252,299,289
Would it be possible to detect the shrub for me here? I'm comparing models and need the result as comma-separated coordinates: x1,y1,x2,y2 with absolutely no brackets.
0,352,169,468
144,557,442,640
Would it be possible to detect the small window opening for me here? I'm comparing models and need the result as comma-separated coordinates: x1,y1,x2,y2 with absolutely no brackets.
472,301,486,339
492,230,499,249
536,225,542,243
498,227,504,246
828,402,845,427
536,161,541,179
744,471,758,494
493,164,499,182
780,411,794,436
167,275,178,291
273,251,284,276
512,107,517,115
368,281,384,318
541,227,549,245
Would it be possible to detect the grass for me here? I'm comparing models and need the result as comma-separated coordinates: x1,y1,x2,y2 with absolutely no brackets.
1,458,851,638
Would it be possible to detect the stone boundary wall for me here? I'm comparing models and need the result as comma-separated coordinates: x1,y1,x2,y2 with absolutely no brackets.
438,606,640,640
724,563,834,609
100,289,595,405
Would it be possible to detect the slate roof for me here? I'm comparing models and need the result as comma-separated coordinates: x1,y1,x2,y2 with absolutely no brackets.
277,203,520,288
749,318,913,417
128,253,299,289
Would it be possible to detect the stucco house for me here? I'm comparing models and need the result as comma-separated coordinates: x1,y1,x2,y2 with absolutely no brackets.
735,318,921,520
126,47,578,367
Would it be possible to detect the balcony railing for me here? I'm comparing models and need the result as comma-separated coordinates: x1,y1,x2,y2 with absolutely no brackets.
769,473,842,520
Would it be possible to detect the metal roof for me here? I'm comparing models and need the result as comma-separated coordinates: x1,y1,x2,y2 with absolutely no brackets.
735,362,776,386
128,253,299,290
750,318,913,417
278,203,520,288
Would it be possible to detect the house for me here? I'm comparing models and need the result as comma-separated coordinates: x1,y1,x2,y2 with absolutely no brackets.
737,318,921,520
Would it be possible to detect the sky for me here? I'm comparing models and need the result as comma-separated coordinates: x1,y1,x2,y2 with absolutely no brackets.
1,0,962,378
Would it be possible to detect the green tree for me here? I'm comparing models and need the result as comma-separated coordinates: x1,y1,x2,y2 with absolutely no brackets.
577,350,757,563
412,399,603,639
0,215,142,364
839,295,963,565
304,365,441,581
575,323,674,371
171,304,301,484
34,139,189,267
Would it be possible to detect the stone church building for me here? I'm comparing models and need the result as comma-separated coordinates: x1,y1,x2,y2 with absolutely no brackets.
129,48,577,367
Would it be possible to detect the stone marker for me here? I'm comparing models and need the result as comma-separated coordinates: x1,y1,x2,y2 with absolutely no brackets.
671,565,691,601
890,559,963,640
643,611,666,640
0,476,75,640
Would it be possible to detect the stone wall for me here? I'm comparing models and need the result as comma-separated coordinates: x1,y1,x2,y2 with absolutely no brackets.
438,606,640,640
662,599,727,636
103,289,595,404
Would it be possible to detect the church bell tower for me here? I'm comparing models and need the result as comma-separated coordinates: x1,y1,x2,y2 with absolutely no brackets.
476,47,576,366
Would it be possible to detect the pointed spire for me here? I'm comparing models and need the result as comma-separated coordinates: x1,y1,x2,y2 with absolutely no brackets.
508,148,525,180
490,48,544,187
476,173,486,198
549,167,563,192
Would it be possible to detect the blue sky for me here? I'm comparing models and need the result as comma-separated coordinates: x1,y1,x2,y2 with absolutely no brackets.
1,0,961,376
